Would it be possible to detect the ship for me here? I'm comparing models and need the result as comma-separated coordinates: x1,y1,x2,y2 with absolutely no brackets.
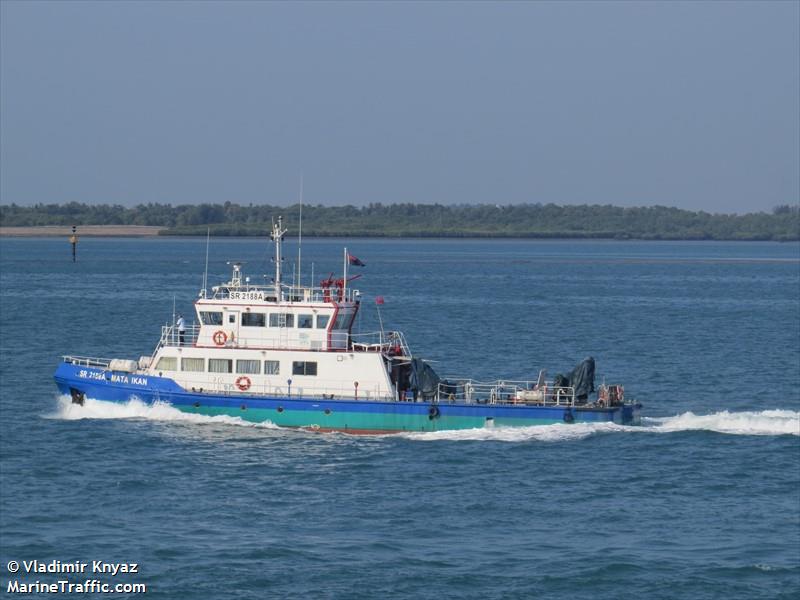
54,219,641,433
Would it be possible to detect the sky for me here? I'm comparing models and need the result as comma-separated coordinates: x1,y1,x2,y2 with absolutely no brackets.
1,1,798,214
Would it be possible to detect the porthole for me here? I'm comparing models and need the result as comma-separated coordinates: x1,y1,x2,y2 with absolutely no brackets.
324,408,331,415
277,406,284,413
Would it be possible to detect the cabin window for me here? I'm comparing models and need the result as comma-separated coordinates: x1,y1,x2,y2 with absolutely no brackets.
228,314,236,324
155,356,177,371
236,359,261,375
242,312,266,327
264,360,280,375
316,315,330,329
200,311,223,325
269,313,294,328
292,361,318,376
181,357,204,372
332,313,351,330
208,358,233,373
298,314,313,329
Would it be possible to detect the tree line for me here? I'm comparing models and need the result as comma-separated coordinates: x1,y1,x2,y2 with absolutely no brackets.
1,201,798,241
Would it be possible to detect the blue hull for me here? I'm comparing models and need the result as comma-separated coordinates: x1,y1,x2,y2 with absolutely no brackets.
54,362,641,433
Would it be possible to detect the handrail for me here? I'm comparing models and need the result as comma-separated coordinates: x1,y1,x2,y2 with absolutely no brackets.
62,355,114,368
349,330,411,355
437,378,577,406
157,324,201,349
210,283,361,304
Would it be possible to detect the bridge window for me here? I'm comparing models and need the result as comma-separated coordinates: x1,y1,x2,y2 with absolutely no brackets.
264,360,280,375
292,361,318,376
269,313,294,328
236,360,260,374
181,357,204,372
332,313,351,330
209,358,233,373
155,356,177,371
200,311,223,325
316,315,330,329
298,314,313,329
242,312,266,327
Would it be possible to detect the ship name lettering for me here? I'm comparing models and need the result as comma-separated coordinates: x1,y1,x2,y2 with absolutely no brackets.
78,370,105,381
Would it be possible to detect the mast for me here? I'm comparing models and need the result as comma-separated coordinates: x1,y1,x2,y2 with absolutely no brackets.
343,247,348,300
271,216,287,298
202,227,210,299
297,175,303,289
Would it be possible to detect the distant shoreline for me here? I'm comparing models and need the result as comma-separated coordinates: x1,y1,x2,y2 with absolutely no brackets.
0,225,164,237
1,225,798,242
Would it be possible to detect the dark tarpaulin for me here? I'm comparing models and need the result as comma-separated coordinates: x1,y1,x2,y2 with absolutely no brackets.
569,357,596,400
410,358,441,400
554,357,596,401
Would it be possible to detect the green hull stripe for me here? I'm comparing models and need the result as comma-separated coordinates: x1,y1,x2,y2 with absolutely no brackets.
180,405,595,433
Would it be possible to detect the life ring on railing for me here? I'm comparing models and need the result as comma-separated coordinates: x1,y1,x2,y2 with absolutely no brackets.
212,330,227,346
428,405,440,420
235,376,251,391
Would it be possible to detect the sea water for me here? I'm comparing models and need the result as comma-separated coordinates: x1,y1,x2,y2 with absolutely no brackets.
0,237,798,599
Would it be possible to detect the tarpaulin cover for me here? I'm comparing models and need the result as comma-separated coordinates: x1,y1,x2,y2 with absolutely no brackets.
568,357,596,400
410,358,441,400
553,357,596,401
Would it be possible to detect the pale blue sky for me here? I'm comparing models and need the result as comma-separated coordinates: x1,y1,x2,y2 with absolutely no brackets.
1,0,798,213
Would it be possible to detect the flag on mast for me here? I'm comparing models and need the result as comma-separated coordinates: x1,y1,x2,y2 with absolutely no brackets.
348,254,366,267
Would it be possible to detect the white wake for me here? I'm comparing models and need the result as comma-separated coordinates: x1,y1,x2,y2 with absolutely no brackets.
644,409,800,437
401,410,800,442
49,395,279,429
48,397,799,440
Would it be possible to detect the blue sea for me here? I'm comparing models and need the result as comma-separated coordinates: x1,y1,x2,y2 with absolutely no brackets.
1,236,798,599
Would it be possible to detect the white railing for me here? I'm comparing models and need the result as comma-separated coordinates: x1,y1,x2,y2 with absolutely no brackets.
62,355,113,368
211,283,361,304
437,378,577,406
157,324,201,349
349,330,411,356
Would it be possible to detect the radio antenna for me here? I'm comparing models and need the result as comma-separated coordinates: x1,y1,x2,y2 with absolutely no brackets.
297,174,303,289
202,227,210,298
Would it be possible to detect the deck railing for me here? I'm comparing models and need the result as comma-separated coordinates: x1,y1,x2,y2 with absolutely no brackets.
436,378,577,406
210,284,361,304
158,324,201,349
61,355,113,368
349,330,411,356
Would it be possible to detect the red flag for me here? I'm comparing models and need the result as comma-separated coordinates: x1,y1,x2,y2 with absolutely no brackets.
348,254,365,267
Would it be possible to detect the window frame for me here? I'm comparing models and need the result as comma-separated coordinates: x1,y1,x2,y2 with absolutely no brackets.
208,358,233,373
292,361,318,376
181,357,205,372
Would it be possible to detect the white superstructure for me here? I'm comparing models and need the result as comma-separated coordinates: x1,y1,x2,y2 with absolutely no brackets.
142,218,409,401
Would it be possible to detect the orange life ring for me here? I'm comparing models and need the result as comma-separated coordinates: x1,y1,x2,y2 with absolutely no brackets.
235,376,251,391
212,330,227,346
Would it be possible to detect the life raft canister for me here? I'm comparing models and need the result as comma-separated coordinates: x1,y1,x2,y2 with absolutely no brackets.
235,376,251,391
212,330,227,346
